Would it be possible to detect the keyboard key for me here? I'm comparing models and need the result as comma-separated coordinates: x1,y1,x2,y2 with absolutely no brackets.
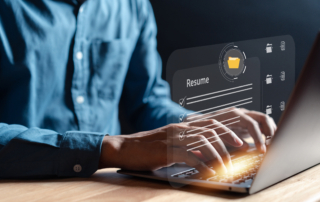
173,153,260,186
245,179,253,184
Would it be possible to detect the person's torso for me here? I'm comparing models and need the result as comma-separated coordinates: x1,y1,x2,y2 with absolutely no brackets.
0,0,143,135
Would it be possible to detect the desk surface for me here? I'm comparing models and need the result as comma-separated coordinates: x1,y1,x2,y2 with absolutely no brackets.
1,165,320,202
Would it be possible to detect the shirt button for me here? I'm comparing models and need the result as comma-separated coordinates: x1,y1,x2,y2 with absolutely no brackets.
79,7,84,13
76,52,83,60
76,96,85,104
73,164,82,173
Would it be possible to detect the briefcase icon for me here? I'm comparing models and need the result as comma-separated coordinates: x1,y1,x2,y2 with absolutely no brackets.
227,57,240,69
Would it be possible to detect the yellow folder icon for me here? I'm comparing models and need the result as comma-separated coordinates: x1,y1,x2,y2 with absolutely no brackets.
228,57,240,69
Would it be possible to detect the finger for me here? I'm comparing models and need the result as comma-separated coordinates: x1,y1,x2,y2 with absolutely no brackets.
207,119,243,147
187,119,219,127
194,109,265,152
191,150,207,161
238,108,277,134
245,111,276,138
200,130,234,171
240,115,266,153
270,116,277,132
225,137,250,152
268,116,277,134
186,119,243,147
237,138,250,151
172,134,228,173
216,109,266,152
230,127,250,137
168,147,216,176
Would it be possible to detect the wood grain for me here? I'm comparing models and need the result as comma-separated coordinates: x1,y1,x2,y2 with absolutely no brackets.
1,165,320,202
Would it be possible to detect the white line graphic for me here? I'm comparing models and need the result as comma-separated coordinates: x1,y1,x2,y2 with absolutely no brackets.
186,123,240,151
186,83,252,101
187,108,237,122
187,116,240,134
187,101,252,123
187,139,221,151
187,131,231,147
186,120,240,138
186,88,253,105
187,97,252,116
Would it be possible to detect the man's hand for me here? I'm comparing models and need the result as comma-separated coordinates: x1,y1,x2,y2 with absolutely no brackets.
185,107,277,153
99,119,244,176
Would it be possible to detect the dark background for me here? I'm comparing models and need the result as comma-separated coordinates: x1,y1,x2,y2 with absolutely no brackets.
149,0,320,81
121,1,320,134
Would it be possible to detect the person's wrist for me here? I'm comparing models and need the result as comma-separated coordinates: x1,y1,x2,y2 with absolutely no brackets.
98,135,124,169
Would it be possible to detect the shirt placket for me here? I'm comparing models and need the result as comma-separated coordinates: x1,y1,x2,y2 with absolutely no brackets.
72,3,87,131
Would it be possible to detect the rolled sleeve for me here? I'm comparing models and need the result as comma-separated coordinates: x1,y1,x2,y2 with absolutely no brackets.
58,132,106,177
0,123,106,179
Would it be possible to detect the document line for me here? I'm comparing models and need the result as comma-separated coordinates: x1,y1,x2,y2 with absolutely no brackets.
187,108,237,123
187,131,231,146
186,120,240,137
187,97,252,116
186,88,253,105
187,101,252,123
186,83,252,100
186,116,240,134
186,126,239,151
187,140,221,151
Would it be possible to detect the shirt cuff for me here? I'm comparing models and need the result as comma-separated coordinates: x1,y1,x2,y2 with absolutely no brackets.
58,131,107,177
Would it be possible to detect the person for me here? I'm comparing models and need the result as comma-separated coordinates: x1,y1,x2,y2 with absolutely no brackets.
0,0,276,178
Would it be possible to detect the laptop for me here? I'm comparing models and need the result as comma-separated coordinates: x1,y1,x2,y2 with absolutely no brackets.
118,32,320,194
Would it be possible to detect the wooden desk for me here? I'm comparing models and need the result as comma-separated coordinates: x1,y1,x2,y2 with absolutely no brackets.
1,165,320,202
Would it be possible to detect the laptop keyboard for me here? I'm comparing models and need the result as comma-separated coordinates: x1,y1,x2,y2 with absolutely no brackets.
171,153,263,185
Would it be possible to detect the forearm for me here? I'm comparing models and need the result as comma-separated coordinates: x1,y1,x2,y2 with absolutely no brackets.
0,123,105,179
133,98,193,131
98,135,124,169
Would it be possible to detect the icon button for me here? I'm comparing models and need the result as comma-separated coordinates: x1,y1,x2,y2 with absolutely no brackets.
266,74,273,84
280,71,285,81
266,105,272,115
266,44,273,53
280,101,285,111
219,44,246,81
227,57,240,69
280,41,285,51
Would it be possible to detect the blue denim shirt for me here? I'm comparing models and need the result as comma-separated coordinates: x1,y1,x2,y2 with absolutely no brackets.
0,0,187,178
